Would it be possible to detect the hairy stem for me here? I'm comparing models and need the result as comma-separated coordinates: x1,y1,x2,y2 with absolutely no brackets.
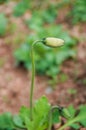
30,40,43,120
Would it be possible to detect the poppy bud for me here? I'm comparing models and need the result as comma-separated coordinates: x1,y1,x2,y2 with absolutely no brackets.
42,37,64,48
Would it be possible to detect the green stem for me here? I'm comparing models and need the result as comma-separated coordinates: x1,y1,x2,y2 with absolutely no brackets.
58,119,76,130
30,40,43,120
48,108,52,130
48,106,62,130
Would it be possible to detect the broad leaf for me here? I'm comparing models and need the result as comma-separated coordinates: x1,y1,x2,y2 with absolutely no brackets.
0,113,14,129
13,115,25,128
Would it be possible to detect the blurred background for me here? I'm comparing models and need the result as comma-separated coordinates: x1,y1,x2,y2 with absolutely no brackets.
0,0,86,113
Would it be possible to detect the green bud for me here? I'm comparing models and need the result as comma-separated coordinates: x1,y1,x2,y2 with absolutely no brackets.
42,37,64,48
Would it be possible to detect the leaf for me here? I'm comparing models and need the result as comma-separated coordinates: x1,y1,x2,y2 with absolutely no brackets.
32,96,51,130
59,105,86,130
12,115,25,128
60,108,71,119
19,106,30,123
67,105,76,118
19,96,51,130
70,123,80,129
0,112,14,129
75,105,86,127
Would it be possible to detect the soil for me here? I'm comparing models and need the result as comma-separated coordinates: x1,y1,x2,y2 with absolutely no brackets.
0,1,86,130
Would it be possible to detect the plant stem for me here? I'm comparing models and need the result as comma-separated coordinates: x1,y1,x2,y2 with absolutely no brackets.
58,119,75,130
48,106,62,130
30,40,43,120
48,108,52,130
30,44,35,120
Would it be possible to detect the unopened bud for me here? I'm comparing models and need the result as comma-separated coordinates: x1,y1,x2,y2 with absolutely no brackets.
42,37,64,48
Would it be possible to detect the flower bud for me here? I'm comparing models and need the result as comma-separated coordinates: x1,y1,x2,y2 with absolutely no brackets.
42,37,64,48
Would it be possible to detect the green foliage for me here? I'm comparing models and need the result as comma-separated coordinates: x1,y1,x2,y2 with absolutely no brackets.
0,100,86,130
13,0,30,17
13,115,25,129
69,0,86,24
0,113,24,130
60,107,71,119
13,0,86,24
14,25,77,78
0,0,8,4
52,108,60,124
19,96,51,130
39,5,57,23
13,0,57,23
0,112,14,129
52,0,86,24
0,13,8,36
59,105,86,130
0,97,70,130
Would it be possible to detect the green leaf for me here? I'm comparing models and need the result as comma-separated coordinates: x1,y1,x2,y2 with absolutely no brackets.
0,112,14,129
19,96,51,130
76,105,86,127
67,105,76,118
70,123,80,129
32,96,51,130
59,105,86,130
19,106,30,123
69,0,86,24
60,108,71,119
12,115,25,128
